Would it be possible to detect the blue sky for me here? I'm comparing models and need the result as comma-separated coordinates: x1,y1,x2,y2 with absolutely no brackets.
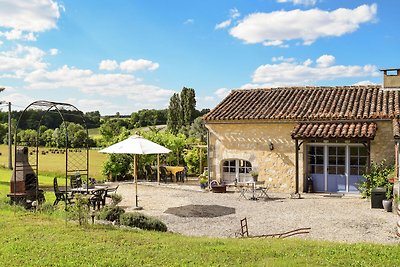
0,0,399,115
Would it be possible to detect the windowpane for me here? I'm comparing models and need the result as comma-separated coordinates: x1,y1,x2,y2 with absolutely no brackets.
350,167,358,175
328,166,336,174
337,147,345,155
316,146,324,155
337,156,345,165
350,157,358,166
359,157,367,166
315,166,324,174
329,156,336,165
350,147,359,155
337,166,345,175
316,156,324,165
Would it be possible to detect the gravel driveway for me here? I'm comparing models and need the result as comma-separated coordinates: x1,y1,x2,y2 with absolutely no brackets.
115,181,399,244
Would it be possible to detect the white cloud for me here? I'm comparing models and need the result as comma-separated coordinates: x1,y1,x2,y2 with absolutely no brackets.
0,0,61,32
99,59,118,71
230,8,240,19
215,88,231,99
215,8,241,30
316,54,336,67
229,4,377,46
24,65,175,106
0,29,37,41
120,59,159,72
353,80,376,86
272,56,295,63
0,44,47,73
277,0,317,6
249,55,379,87
215,20,232,30
184,19,194,25
49,48,58,56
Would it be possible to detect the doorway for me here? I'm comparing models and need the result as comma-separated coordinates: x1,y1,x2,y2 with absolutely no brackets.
307,142,367,193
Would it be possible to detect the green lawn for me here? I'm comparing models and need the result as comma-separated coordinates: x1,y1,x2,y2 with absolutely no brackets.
0,145,108,180
0,203,399,267
1,168,400,266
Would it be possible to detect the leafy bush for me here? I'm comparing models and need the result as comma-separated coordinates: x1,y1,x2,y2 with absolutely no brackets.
358,160,395,198
98,205,125,222
111,193,123,206
67,193,90,225
102,154,133,181
120,212,167,232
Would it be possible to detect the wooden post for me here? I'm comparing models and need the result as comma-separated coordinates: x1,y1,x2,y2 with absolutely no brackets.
295,139,299,194
134,155,138,207
199,147,203,175
157,154,160,185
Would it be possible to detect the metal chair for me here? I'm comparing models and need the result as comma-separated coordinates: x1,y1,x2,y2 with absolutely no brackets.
70,174,82,189
90,189,107,210
53,177,74,206
144,165,156,181
160,166,172,183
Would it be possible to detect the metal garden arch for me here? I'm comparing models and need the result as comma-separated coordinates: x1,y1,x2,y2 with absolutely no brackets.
10,100,89,207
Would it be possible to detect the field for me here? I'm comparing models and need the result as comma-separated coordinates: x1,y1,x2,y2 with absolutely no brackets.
0,145,108,180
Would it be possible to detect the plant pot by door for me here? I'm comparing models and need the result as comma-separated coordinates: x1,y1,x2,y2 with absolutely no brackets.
382,199,393,212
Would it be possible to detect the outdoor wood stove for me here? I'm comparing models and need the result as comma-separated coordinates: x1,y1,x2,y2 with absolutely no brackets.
9,147,44,206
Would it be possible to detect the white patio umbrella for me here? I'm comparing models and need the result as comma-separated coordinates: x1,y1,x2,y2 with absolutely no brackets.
99,135,171,208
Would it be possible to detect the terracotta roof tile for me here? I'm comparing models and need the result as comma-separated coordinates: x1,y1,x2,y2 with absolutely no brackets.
205,86,400,121
291,122,377,139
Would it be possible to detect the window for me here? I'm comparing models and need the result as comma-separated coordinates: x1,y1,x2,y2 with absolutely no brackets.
222,159,252,182
349,146,368,175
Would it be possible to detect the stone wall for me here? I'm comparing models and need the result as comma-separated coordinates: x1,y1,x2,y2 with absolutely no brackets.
207,122,303,193
371,120,395,165
206,119,397,193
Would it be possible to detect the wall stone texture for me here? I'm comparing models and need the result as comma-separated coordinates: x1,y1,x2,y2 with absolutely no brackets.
207,120,396,193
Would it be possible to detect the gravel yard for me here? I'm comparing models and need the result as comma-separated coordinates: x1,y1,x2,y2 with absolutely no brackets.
116,181,399,244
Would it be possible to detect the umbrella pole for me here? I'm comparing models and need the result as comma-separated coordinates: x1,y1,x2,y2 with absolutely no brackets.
157,154,160,185
134,155,138,207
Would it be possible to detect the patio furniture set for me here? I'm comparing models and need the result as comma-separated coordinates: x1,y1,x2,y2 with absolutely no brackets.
53,175,119,210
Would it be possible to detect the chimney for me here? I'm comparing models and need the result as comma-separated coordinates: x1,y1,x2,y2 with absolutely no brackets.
381,68,400,89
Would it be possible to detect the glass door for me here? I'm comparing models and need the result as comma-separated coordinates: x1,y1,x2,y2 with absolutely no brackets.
307,143,368,193
327,146,346,192
307,145,325,192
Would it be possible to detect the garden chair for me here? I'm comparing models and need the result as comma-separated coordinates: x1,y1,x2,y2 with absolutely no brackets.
90,189,107,210
105,185,119,203
160,166,172,183
53,177,74,206
70,174,82,189
176,166,188,183
144,165,156,181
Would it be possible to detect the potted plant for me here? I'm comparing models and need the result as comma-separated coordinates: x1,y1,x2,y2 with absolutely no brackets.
199,170,208,189
382,183,393,212
250,171,258,182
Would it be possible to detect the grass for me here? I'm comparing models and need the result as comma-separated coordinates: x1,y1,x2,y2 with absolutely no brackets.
0,169,400,266
0,145,108,180
0,202,399,267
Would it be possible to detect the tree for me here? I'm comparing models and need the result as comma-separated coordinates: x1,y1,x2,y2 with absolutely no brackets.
180,87,196,126
189,117,207,142
167,93,182,134
99,119,124,143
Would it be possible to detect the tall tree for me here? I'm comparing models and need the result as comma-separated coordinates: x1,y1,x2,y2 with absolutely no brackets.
167,93,182,134
180,87,196,126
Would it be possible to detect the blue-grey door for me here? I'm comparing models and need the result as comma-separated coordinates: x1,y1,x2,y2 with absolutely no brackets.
327,146,346,192
307,146,325,192
307,143,367,193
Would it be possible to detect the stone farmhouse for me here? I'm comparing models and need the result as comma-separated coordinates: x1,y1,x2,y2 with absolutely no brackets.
204,69,400,194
